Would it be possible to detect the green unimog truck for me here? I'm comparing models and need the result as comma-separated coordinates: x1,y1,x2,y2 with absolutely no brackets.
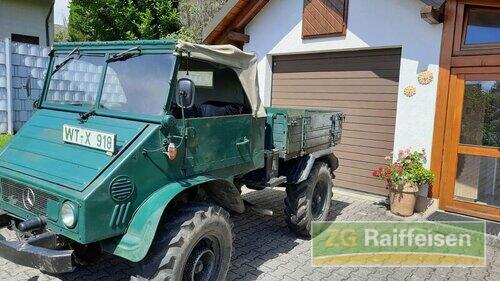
0,40,344,280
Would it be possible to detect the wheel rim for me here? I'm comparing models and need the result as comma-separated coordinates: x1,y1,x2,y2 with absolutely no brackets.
311,180,329,220
183,236,220,281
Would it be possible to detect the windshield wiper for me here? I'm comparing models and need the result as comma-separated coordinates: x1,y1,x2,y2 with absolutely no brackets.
78,109,96,122
106,47,142,63
51,47,80,76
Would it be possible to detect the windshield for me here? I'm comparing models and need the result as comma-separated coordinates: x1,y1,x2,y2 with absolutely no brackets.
100,54,174,115
45,54,106,108
44,52,174,116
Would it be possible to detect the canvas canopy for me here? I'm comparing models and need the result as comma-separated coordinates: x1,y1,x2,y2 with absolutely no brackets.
175,41,266,118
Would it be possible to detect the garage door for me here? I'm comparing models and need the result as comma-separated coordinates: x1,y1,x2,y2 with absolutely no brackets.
271,48,401,195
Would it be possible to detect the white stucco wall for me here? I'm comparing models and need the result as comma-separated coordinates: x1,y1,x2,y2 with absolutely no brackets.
0,0,54,46
244,0,443,166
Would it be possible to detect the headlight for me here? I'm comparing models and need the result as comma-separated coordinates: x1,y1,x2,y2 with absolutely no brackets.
61,201,77,229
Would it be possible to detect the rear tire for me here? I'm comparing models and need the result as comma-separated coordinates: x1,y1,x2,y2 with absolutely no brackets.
136,203,233,281
284,162,333,237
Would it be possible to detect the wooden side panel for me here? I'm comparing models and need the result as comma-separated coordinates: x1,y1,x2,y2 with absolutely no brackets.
272,48,401,195
302,0,348,38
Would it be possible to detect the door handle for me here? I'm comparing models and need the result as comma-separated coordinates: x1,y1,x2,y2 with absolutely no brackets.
236,137,250,146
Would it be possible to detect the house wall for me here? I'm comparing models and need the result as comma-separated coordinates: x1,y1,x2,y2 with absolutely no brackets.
244,0,443,166
0,0,54,46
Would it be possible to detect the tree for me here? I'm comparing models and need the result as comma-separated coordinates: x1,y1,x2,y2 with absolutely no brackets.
54,18,70,42
177,0,228,41
68,0,182,41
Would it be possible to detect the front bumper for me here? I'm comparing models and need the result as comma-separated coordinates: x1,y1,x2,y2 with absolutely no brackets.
0,214,74,273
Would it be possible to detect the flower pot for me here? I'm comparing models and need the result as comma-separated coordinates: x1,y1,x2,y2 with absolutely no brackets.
388,184,419,217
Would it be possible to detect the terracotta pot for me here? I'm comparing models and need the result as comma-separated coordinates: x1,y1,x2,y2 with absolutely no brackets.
388,184,419,217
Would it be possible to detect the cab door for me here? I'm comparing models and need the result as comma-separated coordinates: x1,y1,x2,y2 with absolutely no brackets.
183,115,264,177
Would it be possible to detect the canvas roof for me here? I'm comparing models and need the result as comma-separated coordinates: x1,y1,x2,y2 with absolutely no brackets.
175,41,266,118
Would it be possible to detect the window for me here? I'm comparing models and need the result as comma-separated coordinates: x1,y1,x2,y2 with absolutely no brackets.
171,58,251,119
177,71,213,88
464,7,500,46
302,0,348,38
45,54,106,108
460,80,500,148
11,34,39,45
100,54,174,116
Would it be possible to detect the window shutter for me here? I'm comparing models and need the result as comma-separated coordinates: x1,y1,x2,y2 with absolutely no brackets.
302,0,348,38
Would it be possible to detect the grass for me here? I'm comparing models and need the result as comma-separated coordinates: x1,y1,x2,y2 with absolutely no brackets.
0,134,12,148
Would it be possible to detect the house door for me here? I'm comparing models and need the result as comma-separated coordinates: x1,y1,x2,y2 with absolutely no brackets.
441,71,500,221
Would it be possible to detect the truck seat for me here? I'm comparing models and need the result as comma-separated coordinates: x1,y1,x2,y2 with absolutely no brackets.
198,101,247,117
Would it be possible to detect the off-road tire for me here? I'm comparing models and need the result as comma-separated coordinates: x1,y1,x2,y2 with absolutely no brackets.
284,162,333,237
136,203,233,281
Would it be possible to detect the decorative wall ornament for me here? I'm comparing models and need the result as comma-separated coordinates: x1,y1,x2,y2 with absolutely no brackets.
417,70,434,85
404,85,417,97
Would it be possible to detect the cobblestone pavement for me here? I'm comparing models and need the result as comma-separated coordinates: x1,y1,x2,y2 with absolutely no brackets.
0,187,499,281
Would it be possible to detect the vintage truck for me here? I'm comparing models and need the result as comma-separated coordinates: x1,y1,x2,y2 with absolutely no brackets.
0,40,344,280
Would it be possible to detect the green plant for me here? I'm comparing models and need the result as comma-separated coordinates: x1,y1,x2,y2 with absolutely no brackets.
372,148,434,191
0,134,12,148
68,0,181,41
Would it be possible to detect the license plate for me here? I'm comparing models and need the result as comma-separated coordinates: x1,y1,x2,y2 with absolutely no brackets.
63,125,116,153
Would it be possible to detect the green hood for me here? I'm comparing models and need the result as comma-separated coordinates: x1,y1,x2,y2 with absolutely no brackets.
0,109,147,191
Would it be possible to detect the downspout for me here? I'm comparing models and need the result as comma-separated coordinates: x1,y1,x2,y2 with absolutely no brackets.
4,38,13,135
45,0,55,46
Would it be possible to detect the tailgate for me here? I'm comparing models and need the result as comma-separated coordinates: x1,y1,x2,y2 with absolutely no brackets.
0,109,147,191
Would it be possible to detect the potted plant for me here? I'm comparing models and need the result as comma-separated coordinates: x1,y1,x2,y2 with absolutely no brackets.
372,148,434,217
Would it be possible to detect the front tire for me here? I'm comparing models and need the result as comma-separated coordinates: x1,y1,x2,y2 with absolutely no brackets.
284,162,333,237
136,203,233,281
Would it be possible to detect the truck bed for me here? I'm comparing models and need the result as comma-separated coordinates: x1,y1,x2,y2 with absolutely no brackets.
265,107,345,160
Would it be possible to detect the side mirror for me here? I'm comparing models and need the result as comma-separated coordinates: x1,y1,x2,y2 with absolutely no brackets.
175,78,195,109
24,75,32,97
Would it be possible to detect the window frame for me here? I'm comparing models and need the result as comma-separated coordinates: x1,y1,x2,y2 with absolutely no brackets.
97,51,176,120
169,58,252,119
454,1,500,56
41,49,177,124
42,51,108,113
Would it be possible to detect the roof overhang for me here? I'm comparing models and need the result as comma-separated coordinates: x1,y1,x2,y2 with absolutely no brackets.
202,0,269,47
419,0,446,9
203,0,446,47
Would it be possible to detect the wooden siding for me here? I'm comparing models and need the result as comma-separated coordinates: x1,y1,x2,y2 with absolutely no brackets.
302,0,348,38
272,48,402,195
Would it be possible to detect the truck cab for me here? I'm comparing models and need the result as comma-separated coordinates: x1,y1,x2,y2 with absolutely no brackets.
0,40,343,280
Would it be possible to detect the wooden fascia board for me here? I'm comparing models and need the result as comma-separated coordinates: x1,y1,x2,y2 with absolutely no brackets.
233,0,270,30
204,0,269,45
203,0,247,44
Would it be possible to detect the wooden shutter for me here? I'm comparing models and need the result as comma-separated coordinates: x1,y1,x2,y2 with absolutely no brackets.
302,0,348,38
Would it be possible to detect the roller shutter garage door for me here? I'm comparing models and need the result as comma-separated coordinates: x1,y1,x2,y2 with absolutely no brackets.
271,48,401,195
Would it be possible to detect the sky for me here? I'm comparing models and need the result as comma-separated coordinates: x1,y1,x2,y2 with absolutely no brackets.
54,0,70,25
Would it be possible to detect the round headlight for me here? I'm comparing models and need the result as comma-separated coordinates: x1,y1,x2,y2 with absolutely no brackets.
61,201,77,229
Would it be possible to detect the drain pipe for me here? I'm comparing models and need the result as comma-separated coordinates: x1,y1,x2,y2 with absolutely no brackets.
4,38,13,135
45,0,55,46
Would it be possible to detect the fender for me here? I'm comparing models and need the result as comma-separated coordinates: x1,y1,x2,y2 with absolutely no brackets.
101,176,231,262
296,148,339,183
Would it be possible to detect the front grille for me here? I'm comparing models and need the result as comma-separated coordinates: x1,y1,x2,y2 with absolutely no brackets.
0,178,58,216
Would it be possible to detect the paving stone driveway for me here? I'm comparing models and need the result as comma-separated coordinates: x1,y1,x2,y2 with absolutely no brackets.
1,187,499,281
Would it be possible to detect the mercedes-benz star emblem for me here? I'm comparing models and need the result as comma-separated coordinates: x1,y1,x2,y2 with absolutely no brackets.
22,188,35,210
